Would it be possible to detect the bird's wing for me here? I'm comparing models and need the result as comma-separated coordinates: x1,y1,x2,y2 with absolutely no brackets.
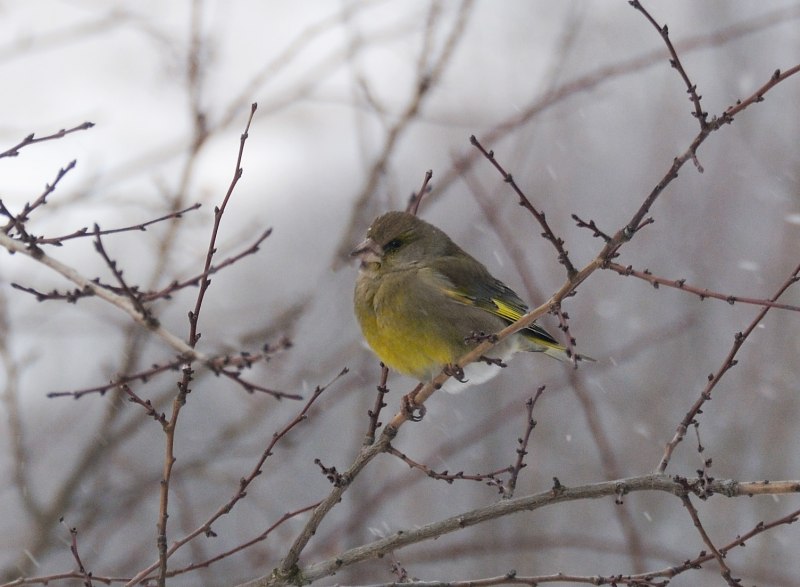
427,256,561,348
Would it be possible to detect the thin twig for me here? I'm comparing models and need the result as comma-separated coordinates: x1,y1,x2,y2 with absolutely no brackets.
386,444,513,486
629,1,707,128
678,493,738,586
0,122,94,159
469,135,577,278
503,389,545,499
93,225,156,326
364,365,390,446
657,261,800,472
606,261,800,312
67,526,94,587
243,474,800,587
406,169,433,216
125,368,346,586
189,102,257,347
1,161,77,242
35,203,202,245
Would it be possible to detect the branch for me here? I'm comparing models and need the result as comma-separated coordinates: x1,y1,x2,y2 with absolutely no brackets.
125,369,346,586
0,230,196,357
1,161,77,242
34,203,202,246
678,493,737,586
629,0,707,128
656,261,800,472
237,474,800,586
363,365,390,446
268,62,800,580
606,261,800,312
189,102,257,347
406,169,433,216
0,122,94,159
503,389,545,499
386,444,512,487
470,135,576,277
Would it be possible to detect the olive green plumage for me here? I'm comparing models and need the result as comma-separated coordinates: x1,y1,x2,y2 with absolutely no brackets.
352,211,586,390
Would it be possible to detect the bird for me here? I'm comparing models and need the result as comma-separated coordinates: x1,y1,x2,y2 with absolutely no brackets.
351,211,591,392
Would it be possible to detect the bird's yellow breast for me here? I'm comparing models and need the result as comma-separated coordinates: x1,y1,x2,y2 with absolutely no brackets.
354,268,457,380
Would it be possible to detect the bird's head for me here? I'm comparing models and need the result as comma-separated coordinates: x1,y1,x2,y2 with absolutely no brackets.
350,211,456,273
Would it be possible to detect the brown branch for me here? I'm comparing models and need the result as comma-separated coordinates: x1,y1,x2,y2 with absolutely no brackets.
386,444,512,487
678,493,738,586
0,122,94,159
142,228,272,302
606,261,800,312
1,161,77,246
469,135,577,278
364,365,390,446
571,213,612,242
724,64,800,119
34,203,202,245
93,226,156,326
360,571,665,587
159,502,322,580
189,102,257,347
503,390,545,499
551,304,579,365
67,526,93,587
125,368,346,586
427,6,800,217
406,169,433,216
13,226,271,306
656,261,800,472
47,342,297,400
0,571,124,587
156,364,194,586
267,61,800,581
245,475,800,587
642,506,800,583
629,1,707,128
118,383,168,427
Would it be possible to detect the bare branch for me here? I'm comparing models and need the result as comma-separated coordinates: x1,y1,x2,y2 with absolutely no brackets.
606,261,800,312
0,122,94,159
657,261,800,472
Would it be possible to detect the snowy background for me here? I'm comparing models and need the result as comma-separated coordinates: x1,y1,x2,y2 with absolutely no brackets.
1,1,799,586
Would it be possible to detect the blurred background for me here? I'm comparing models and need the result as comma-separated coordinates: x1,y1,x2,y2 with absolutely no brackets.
1,1,799,585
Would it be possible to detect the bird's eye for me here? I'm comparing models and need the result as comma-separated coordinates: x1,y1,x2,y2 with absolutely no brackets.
384,238,403,253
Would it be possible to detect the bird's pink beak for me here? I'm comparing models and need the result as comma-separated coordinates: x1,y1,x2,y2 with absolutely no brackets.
350,237,383,266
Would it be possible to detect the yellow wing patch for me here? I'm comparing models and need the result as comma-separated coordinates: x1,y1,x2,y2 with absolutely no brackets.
490,297,524,322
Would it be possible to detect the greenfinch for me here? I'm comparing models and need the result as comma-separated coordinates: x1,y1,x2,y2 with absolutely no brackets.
352,211,589,392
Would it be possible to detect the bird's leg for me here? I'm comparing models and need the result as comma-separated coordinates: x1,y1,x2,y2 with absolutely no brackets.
402,383,426,422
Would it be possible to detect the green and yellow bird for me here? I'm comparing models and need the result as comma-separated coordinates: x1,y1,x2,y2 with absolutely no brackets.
351,211,590,391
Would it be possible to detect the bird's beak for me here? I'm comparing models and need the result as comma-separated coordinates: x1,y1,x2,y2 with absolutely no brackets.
350,237,383,266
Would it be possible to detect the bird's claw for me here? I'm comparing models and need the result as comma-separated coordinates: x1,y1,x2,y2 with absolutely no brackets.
443,363,467,382
402,391,426,422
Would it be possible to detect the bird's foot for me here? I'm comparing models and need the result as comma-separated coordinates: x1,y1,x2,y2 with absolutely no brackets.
479,355,507,368
402,384,426,422
443,363,468,382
